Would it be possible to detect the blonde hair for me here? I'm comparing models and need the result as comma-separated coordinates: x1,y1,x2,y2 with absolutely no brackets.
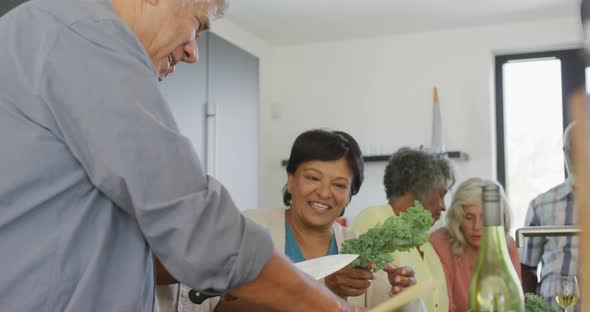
445,177,512,257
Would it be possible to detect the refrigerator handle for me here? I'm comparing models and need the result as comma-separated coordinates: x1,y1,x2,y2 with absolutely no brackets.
205,96,217,177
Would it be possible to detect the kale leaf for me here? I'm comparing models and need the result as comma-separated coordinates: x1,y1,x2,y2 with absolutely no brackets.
525,293,560,312
341,201,433,271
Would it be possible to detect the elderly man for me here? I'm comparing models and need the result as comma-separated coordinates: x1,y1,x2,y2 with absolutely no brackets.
0,0,362,311
519,122,581,311
350,147,455,312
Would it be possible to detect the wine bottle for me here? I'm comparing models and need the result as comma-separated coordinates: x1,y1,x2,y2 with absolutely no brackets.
467,184,524,311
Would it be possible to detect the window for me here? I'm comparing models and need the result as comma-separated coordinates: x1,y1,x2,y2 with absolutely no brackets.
495,49,586,234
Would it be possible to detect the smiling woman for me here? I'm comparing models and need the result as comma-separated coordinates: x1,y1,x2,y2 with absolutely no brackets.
209,129,425,311
281,130,363,261
283,130,364,218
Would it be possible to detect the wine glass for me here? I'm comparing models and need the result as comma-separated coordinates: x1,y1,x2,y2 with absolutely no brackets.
551,275,580,312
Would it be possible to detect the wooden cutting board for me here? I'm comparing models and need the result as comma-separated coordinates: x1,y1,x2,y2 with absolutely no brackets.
369,279,433,312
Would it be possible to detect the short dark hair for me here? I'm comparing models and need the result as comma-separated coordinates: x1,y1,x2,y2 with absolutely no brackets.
282,129,364,207
383,147,455,202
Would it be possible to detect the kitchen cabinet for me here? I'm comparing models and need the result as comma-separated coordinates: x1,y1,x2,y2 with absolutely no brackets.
160,32,260,211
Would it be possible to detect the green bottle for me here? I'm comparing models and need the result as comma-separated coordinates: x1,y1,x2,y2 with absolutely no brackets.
467,185,524,312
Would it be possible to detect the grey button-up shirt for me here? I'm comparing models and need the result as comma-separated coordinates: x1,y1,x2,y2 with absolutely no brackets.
0,0,273,311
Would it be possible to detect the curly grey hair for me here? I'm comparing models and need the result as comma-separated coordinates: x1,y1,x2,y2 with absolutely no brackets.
383,147,455,203
445,177,512,257
177,0,228,18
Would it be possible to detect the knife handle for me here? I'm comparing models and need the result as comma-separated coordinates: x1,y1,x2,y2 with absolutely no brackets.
188,289,219,304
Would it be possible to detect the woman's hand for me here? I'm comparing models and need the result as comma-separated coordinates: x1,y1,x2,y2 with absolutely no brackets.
383,264,416,296
325,263,376,298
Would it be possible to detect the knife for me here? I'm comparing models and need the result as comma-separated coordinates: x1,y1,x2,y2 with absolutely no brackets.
294,254,359,280
188,254,359,304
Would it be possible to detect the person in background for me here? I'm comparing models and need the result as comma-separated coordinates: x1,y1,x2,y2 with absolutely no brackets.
429,177,521,311
350,147,455,312
208,129,423,311
0,0,362,311
519,122,581,311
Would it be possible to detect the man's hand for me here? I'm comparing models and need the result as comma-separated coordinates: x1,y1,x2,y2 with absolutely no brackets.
325,263,376,298
383,264,416,296
217,250,367,312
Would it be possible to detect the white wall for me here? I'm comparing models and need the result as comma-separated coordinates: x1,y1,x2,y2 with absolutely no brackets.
262,16,583,225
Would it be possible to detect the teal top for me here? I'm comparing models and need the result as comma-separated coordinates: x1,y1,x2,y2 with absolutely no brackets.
284,219,338,263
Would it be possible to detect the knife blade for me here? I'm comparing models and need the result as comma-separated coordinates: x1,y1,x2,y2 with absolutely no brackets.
294,254,359,280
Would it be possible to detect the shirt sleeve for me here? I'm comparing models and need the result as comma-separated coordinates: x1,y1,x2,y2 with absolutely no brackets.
518,199,545,268
36,24,273,293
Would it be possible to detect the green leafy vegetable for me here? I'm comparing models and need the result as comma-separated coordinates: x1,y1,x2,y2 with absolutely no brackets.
525,293,559,312
341,201,433,271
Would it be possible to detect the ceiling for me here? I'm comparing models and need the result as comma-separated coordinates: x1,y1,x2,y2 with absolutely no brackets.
1,1,580,45
224,0,581,45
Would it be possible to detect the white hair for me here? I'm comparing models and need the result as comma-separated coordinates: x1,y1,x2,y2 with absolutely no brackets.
444,177,512,257
563,122,576,178
176,0,228,18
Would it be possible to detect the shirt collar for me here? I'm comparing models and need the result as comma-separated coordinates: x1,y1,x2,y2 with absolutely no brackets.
555,180,574,200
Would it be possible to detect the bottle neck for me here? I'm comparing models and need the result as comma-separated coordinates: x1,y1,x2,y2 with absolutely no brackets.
482,201,502,226
479,186,511,263
479,225,509,262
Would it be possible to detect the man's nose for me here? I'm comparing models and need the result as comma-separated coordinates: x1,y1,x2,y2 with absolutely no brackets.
182,40,198,64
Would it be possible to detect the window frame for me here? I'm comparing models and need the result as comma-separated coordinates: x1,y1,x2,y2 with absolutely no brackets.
495,49,586,188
